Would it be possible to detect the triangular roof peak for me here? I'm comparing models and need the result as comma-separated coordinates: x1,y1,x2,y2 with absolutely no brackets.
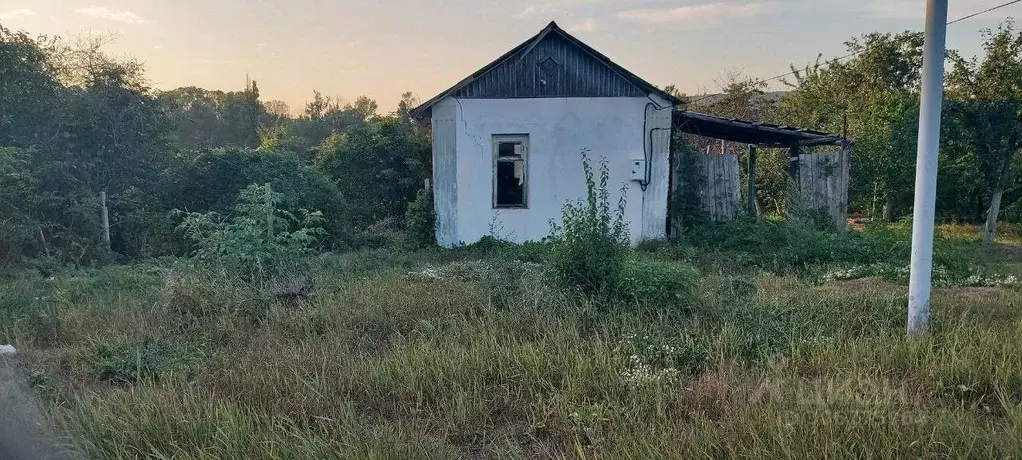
412,21,681,117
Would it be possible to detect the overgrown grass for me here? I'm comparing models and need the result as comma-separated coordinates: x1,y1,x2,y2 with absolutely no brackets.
3,223,1022,458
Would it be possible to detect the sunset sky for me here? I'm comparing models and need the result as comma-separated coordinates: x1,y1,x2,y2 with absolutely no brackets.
0,0,1017,113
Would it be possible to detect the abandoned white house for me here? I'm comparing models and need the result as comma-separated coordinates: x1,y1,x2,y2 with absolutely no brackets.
413,21,849,247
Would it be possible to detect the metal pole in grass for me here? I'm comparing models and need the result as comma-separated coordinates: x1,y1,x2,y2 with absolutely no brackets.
907,0,948,337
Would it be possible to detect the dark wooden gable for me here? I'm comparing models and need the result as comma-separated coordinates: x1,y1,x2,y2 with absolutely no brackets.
454,31,646,99
412,22,682,117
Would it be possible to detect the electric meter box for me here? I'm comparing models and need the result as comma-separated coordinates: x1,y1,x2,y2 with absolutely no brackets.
630,159,646,181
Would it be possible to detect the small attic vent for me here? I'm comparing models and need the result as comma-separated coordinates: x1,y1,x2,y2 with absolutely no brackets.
537,56,562,76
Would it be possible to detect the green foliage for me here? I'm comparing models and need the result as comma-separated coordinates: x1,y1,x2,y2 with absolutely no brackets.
690,216,891,271
159,81,264,150
946,21,1022,240
0,147,43,264
549,151,629,298
315,117,430,227
617,332,710,381
84,338,192,385
0,26,174,265
690,216,973,277
176,183,325,283
167,148,347,248
403,189,435,248
670,139,710,234
852,91,919,217
773,32,924,219
616,258,700,310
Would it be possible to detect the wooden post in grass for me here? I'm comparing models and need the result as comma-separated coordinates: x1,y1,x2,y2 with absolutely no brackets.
747,145,757,216
100,191,110,251
265,182,274,239
788,144,800,186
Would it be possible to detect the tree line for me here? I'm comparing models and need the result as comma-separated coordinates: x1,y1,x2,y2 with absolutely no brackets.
0,24,429,266
2,20,1022,266
685,21,1022,243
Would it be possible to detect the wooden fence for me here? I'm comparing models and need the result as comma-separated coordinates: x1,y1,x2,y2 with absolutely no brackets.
798,149,851,232
691,152,740,222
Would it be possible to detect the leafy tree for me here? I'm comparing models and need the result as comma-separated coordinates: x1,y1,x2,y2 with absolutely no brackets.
0,26,174,263
160,81,264,150
262,99,291,120
775,32,924,219
0,25,64,149
946,21,1022,244
854,92,919,219
704,68,769,121
315,116,429,226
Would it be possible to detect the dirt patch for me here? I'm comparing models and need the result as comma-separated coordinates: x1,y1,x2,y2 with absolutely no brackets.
0,357,81,460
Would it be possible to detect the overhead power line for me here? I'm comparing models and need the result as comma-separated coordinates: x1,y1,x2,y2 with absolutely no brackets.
686,0,1022,105
948,0,1021,24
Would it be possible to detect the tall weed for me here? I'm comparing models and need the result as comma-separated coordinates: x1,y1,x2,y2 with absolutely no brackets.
549,151,629,298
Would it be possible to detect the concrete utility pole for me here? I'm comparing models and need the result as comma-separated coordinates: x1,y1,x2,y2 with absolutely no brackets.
907,0,948,337
99,191,110,251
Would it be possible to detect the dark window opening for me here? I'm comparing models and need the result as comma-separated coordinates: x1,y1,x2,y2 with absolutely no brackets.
493,135,528,208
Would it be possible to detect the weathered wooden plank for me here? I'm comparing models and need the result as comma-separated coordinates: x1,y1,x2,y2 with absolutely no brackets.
689,151,740,223
797,149,851,231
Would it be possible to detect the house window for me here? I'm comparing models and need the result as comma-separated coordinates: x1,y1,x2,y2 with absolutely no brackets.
493,134,528,208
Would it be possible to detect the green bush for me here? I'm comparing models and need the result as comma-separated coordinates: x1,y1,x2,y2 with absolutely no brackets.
549,151,629,297
167,148,348,248
616,258,700,310
457,236,551,263
176,183,325,289
689,216,914,272
404,188,435,248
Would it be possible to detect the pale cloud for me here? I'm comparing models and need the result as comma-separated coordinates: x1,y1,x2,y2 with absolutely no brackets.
0,8,37,20
567,17,596,32
617,2,778,25
517,5,539,17
74,6,148,24
516,0,609,18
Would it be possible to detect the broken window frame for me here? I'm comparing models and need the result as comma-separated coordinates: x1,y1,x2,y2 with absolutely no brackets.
492,134,529,209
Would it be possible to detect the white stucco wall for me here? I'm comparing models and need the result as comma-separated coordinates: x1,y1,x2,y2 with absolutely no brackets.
435,96,672,246
430,98,458,247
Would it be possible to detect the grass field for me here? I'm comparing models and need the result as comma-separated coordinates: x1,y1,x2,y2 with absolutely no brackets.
3,223,1022,459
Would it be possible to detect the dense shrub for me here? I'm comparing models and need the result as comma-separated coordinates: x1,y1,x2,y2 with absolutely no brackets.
691,216,900,269
403,189,435,248
617,258,700,310
176,183,325,292
457,236,552,263
549,151,629,297
315,118,430,226
166,148,348,248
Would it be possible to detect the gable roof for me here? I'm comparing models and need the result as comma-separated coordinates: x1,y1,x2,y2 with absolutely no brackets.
411,21,683,118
